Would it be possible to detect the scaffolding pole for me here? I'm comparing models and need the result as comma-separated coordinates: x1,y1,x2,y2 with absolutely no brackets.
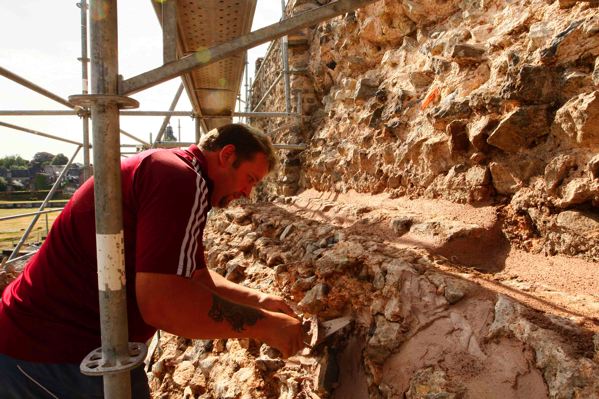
78,0,92,181
0,121,83,146
153,83,184,146
5,146,81,263
161,0,177,64
0,66,75,109
280,0,291,113
84,0,132,396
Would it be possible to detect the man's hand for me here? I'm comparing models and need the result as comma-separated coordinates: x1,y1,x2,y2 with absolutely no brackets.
257,293,297,317
261,312,305,358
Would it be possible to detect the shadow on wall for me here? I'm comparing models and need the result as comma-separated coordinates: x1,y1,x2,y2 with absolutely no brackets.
203,201,598,398
425,218,511,273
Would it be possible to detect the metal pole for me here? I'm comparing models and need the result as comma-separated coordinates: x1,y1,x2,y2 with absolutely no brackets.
280,0,291,113
7,146,81,262
78,0,92,181
120,128,150,147
2,250,37,268
0,66,75,109
119,110,296,118
0,110,77,116
195,117,202,144
244,55,249,123
296,89,303,116
120,0,380,95
0,208,63,222
153,83,184,146
0,121,83,146
162,0,177,64
252,72,282,112
89,0,131,396
273,143,306,150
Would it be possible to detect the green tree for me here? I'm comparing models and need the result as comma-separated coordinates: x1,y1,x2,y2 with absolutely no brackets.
0,176,7,192
31,152,55,166
33,174,51,190
0,155,29,170
51,153,69,165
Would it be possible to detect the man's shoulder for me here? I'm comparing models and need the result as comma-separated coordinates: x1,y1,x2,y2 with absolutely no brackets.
133,148,195,175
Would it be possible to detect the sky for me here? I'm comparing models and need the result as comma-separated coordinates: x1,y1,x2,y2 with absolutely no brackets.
0,0,282,163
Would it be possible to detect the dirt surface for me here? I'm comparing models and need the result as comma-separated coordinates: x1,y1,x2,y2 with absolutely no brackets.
286,189,599,331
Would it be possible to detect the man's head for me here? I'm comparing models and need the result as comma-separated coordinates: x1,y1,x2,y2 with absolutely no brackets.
199,123,278,208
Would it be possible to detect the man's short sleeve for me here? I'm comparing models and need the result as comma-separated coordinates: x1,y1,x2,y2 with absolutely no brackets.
133,151,209,277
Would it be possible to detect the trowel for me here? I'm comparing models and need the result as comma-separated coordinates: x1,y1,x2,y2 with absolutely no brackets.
305,315,352,348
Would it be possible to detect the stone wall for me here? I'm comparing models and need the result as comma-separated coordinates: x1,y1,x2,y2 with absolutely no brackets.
250,0,599,262
146,1,599,398
148,200,599,398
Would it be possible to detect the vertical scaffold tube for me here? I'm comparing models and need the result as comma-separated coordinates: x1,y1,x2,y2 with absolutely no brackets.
79,0,92,181
89,0,131,397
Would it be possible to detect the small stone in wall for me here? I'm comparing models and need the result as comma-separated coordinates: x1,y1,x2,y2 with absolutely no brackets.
540,18,599,66
409,70,435,90
557,177,597,207
465,165,491,187
544,154,577,193
430,56,453,74
468,116,497,152
280,224,294,241
558,0,579,8
444,280,467,305
449,43,486,65
225,261,245,283
552,91,599,147
291,275,317,294
593,56,599,86
528,22,554,50
298,283,329,313
172,360,196,387
487,105,551,152
489,162,522,195
255,357,285,372
366,315,405,363
561,70,594,103
405,367,462,399
431,95,472,130
588,154,599,178
500,64,560,104
390,216,415,236
353,78,379,101
556,210,599,237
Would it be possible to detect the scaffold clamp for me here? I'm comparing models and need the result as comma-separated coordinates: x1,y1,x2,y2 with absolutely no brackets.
68,94,139,109
80,342,147,376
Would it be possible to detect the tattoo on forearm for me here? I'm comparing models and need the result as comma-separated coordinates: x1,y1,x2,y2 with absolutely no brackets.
208,294,265,332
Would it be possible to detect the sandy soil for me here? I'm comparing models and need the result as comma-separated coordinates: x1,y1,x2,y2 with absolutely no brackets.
285,189,599,332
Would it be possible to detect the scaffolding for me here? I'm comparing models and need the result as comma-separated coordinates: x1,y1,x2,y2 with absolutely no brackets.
0,0,379,397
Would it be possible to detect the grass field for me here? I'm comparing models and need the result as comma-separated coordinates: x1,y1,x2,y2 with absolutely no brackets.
0,208,62,252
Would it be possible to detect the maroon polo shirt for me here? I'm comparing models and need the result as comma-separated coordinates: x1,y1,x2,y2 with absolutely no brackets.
0,145,212,363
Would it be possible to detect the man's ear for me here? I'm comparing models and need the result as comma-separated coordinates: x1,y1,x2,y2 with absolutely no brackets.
218,144,237,166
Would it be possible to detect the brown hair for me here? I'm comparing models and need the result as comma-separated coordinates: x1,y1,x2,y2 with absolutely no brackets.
199,123,278,172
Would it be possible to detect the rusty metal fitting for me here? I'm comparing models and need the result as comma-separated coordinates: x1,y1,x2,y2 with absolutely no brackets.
80,342,147,376
68,94,139,109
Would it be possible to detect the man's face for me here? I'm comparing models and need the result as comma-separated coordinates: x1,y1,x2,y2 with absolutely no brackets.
211,147,270,208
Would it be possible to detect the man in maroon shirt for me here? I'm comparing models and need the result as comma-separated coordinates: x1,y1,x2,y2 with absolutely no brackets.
0,123,305,398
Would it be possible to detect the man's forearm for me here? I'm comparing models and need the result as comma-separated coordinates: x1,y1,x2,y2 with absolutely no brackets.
208,293,264,332
193,268,263,308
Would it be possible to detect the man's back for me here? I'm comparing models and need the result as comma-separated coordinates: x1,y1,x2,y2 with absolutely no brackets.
0,146,212,363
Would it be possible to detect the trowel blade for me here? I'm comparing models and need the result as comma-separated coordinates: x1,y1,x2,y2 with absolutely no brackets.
313,316,352,346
